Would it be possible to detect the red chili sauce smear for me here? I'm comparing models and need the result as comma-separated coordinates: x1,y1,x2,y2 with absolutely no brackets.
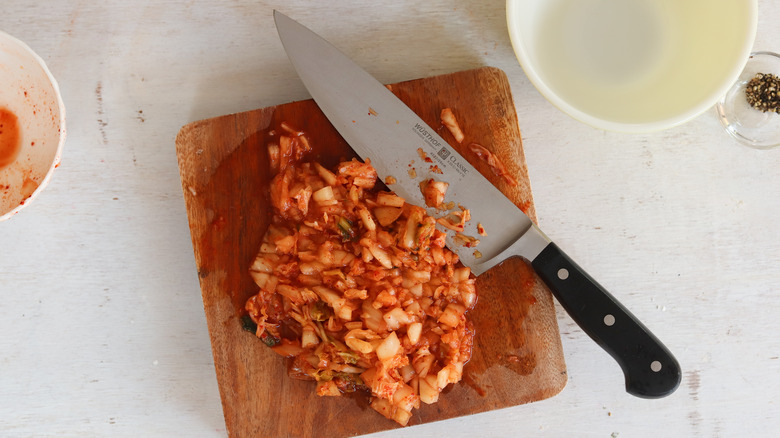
0,108,21,170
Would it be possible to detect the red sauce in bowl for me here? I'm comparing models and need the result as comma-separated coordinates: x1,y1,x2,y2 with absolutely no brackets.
0,108,21,170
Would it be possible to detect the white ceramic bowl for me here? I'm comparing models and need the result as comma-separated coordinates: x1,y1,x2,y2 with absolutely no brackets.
0,31,65,221
506,0,758,132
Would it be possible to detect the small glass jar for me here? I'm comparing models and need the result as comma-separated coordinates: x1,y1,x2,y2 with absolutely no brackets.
716,51,780,149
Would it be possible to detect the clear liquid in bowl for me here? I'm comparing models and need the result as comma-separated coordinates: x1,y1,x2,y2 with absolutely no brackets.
532,0,753,124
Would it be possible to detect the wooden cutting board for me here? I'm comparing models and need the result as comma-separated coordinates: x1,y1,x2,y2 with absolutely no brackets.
175,66,566,438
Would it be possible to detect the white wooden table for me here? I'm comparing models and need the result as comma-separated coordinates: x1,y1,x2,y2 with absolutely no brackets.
2,1,779,436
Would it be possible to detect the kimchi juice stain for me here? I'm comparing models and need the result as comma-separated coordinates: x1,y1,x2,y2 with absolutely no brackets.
0,108,21,170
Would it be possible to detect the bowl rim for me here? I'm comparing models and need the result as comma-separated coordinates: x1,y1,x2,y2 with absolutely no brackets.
505,0,759,133
0,30,67,222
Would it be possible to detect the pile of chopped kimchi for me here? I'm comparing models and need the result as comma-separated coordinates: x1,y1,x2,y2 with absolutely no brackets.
244,123,477,426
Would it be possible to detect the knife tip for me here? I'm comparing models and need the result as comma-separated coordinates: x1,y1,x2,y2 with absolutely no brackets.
273,9,288,21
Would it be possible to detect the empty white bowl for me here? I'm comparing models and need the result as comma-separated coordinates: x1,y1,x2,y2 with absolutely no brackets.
506,0,758,132
0,30,65,221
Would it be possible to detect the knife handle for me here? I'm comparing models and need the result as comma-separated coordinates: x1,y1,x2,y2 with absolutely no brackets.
531,242,681,398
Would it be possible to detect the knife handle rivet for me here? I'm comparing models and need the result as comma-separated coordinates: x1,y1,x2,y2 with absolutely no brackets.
603,314,615,326
557,268,569,280
650,360,663,372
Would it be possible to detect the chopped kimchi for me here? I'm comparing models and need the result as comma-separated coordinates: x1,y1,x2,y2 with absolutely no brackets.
245,124,477,426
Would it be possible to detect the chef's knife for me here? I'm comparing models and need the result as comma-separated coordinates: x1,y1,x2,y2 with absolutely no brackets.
274,10,681,398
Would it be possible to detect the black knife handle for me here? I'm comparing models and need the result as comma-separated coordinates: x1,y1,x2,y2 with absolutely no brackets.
531,242,681,398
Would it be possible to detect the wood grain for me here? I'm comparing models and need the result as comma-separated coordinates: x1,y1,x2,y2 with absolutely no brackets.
175,67,566,438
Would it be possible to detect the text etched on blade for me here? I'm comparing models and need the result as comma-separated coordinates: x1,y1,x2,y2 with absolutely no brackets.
412,123,469,178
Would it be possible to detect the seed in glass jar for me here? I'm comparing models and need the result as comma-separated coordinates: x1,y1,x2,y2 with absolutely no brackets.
745,72,780,113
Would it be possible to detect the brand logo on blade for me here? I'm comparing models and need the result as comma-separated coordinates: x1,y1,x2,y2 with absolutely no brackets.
412,123,468,178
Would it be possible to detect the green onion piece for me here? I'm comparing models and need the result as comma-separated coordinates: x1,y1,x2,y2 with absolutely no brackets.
313,370,335,382
336,351,360,364
259,330,281,347
310,301,333,322
240,314,258,333
337,216,356,241
334,374,366,393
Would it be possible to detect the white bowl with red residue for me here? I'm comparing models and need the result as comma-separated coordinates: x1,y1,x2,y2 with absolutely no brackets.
0,30,65,221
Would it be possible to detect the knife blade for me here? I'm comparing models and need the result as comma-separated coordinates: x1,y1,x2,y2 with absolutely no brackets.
274,10,681,398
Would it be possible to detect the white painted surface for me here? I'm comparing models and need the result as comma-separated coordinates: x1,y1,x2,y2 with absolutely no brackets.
1,1,779,437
